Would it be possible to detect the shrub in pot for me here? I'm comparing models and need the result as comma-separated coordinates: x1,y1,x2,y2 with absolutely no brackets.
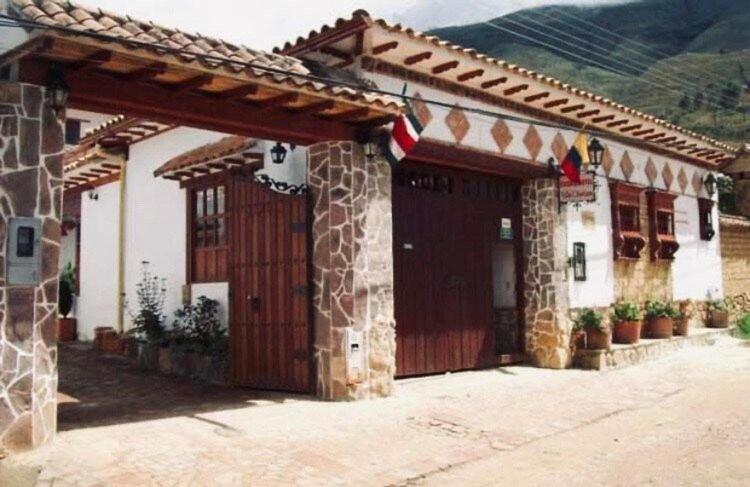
57,263,77,342
673,301,691,337
612,301,642,344
706,299,729,328
644,300,679,339
574,308,610,350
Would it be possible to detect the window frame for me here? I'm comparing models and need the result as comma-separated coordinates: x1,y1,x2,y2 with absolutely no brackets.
646,189,680,262
185,174,229,283
610,181,647,261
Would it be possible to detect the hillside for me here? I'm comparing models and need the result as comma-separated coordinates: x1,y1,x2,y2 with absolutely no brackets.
431,0,750,145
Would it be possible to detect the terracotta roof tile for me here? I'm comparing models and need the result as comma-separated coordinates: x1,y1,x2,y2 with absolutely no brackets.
154,136,260,178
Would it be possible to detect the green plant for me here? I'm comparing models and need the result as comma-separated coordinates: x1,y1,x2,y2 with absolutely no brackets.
707,299,728,312
173,296,227,356
645,300,680,319
127,262,167,345
613,301,640,323
58,262,76,319
574,308,605,331
738,314,750,339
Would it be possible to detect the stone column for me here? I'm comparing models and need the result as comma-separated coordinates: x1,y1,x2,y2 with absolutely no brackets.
0,82,64,451
308,141,396,401
521,178,571,369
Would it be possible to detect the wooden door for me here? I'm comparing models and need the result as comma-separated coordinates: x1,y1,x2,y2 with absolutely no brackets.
228,176,310,392
393,163,521,377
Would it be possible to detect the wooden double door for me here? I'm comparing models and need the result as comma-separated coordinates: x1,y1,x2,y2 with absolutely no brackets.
228,176,311,392
393,162,523,377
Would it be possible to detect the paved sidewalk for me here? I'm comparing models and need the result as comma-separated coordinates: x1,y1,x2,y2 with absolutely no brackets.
6,336,750,486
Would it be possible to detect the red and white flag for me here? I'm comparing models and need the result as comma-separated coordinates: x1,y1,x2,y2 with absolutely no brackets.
384,106,424,164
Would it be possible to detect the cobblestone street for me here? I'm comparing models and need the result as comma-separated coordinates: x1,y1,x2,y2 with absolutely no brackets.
3,337,749,486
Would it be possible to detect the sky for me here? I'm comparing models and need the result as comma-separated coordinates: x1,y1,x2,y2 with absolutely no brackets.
79,0,621,51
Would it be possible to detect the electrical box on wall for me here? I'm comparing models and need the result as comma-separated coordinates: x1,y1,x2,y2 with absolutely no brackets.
6,217,43,286
345,328,366,384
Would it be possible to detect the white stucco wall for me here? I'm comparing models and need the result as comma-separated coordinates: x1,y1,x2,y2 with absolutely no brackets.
77,182,120,339
672,195,724,300
566,179,616,308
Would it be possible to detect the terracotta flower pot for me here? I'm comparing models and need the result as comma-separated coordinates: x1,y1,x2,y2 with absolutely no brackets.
93,326,114,351
613,320,641,344
673,318,689,336
57,318,77,342
585,328,610,350
708,310,729,328
647,317,674,339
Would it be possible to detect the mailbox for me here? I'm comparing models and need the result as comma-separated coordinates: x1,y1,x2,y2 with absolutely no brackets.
6,217,42,286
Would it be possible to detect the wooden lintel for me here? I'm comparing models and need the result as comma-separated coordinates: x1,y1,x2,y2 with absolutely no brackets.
432,61,459,74
255,92,299,108
524,92,549,103
405,51,433,66
632,128,655,136
481,77,507,89
326,107,370,121
296,99,335,114
544,98,568,109
320,45,351,60
373,41,399,55
171,74,214,93
560,103,585,113
457,69,484,82
592,114,615,123
216,84,259,100
119,62,167,82
503,84,529,96
620,124,642,133
607,119,629,128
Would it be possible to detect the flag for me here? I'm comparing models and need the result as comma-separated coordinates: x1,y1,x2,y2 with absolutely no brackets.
384,104,424,165
560,132,590,184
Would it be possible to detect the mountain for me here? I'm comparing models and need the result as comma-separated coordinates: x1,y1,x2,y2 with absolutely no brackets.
429,0,750,145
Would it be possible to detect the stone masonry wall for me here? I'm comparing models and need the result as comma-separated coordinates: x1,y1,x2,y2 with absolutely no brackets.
308,141,396,400
521,178,571,369
0,82,63,451
614,191,671,302
720,215,750,311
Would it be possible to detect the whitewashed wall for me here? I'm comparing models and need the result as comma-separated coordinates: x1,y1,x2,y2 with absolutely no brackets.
672,195,724,300
77,182,120,339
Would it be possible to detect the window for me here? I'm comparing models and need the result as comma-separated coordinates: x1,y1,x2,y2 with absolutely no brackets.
698,198,715,241
610,182,646,260
647,189,679,261
189,183,228,282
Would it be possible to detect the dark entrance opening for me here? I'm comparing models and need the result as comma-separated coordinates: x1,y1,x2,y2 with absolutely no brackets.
393,161,524,377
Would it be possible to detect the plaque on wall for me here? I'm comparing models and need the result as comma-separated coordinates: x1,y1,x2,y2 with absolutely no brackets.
559,174,596,204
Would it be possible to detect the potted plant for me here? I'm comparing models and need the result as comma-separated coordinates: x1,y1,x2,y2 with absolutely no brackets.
57,263,77,342
706,299,729,328
575,308,610,350
674,301,691,336
644,300,679,339
612,301,642,344
126,263,168,368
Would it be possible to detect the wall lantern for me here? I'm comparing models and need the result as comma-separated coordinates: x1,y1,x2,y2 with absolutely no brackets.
703,173,717,197
270,142,288,164
587,138,605,170
355,130,378,160
45,66,69,114
569,242,587,281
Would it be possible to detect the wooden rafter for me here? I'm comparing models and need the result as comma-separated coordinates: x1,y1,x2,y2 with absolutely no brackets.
481,77,507,89
457,69,484,82
326,107,370,121
632,128,655,137
215,84,259,100
577,109,600,118
544,98,568,109
67,50,112,73
561,103,585,113
644,132,666,141
119,62,167,82
405,51,433,65
171,74,214,93
620,124,642,133
524,92,549,103
320,45,351,60
592,114,615,123
432,61,459,74
503,84,529,96
372,41,399,55
296,99,335,114
255,92,299,108
607,119,628,128
659,136,677,144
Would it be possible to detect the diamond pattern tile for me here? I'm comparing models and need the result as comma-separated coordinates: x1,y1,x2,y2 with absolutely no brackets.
412,92,433,128
601,147,614,176
645,158,658,186
445,106,470,143
491,119,513,152
523,124,543,161
620,151,635,181
662,162,674,191
677,167,688,193
551,132,568,163
692,171,704,195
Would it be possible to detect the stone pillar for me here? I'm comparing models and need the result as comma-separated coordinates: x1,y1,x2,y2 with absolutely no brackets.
0,82,64,451
308,141,396,401
521,178,571,369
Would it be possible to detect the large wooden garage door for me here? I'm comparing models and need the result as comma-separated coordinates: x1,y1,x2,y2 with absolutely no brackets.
393,162,522,377
228,176,310,392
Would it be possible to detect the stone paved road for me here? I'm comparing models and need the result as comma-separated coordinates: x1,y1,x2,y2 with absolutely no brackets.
4,337,750,486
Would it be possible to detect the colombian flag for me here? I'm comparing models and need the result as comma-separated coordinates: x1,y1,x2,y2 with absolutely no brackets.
560,133,590,184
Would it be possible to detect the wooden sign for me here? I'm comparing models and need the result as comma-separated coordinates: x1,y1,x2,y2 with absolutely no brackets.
559,174,596,204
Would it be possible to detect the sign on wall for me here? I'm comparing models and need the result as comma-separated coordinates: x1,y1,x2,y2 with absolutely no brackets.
559,174,596,205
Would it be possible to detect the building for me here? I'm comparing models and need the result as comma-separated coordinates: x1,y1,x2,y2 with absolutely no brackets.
0,1,738,451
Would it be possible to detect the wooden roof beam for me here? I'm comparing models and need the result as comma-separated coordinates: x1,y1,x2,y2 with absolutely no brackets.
504,84,529,96
255,92,299,108
644,132,666,141
372,41,399,55
432,61,459,74
607,119,628,128
320,45,351,60
215,84,259,100
544,98,568,108
592,114,615,123
67,50,112,73
405,51,433,65
296,99,336,114
457,69,484,82
223,157,246,166
89,168,113,175
101,163,123,170
119,62,167,82
560,103,585,113
632,128,655,137
665,139,686,147
171,74,214,93
326,107,370,121
481,77,507,89
577,109,600,119
659,136,677,144
620,124,643,133
524,92,550,103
